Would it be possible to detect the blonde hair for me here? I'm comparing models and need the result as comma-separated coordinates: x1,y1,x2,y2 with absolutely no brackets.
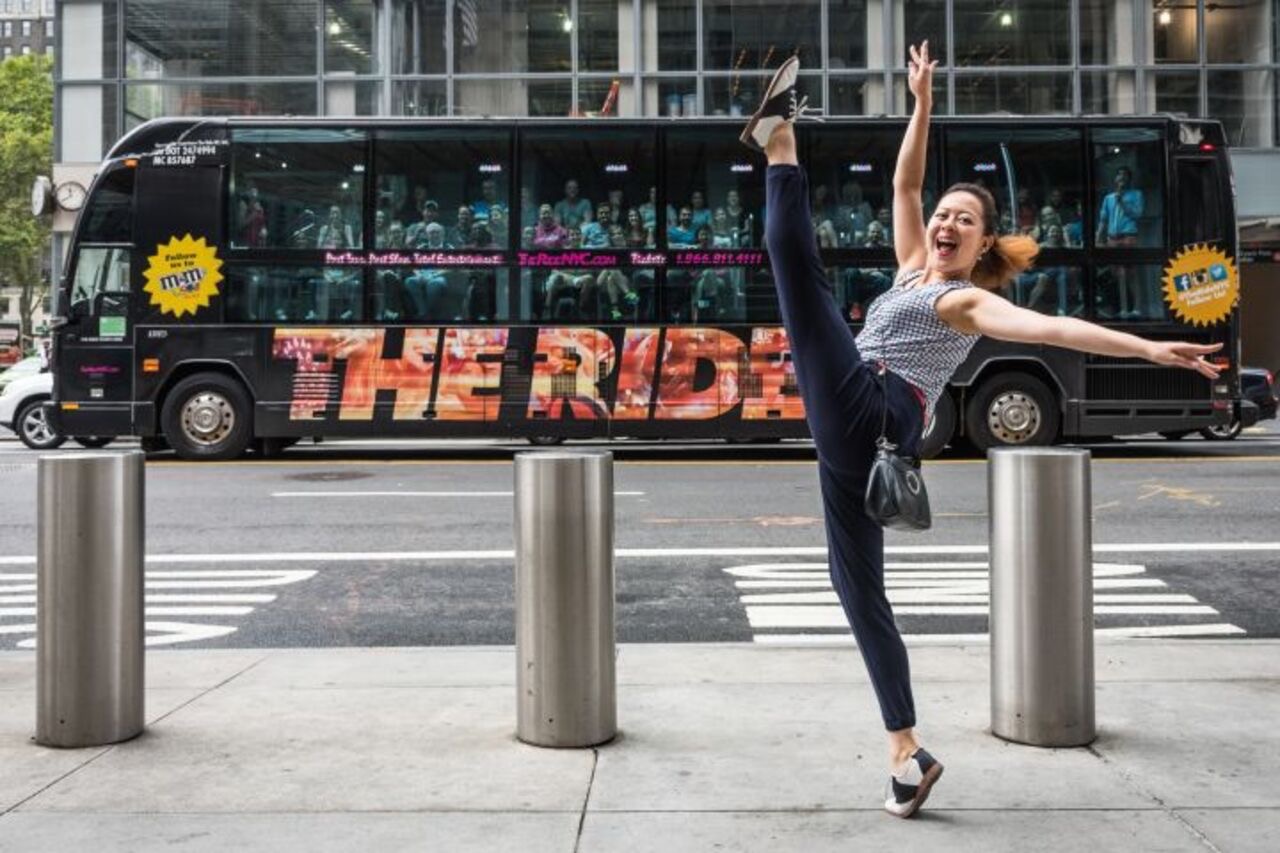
942,183,1040,290
971,234,1040,291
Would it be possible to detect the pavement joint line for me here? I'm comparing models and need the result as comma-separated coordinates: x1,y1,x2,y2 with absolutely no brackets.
145,653,271,730
573,749,600,853
1085,744,1224,853
1,743,114,818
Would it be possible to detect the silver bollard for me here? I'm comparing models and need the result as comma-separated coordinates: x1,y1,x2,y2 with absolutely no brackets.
37,451,145,748
988,447,1095,747
514,451,616,747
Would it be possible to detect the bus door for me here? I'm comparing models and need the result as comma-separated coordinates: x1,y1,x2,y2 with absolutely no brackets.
1173,151,1238,396
55,162,137,436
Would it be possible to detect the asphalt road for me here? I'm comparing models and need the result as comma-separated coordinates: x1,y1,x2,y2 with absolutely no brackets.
1,425,1278,649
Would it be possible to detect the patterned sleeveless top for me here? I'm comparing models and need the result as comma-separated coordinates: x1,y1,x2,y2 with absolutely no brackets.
855,269,980,414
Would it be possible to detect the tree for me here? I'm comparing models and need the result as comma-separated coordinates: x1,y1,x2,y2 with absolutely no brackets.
0,55,54,353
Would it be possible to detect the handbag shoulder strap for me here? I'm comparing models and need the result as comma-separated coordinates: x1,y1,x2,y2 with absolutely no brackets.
875,363,895,452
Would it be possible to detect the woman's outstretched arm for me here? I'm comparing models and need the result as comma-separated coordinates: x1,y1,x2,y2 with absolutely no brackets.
938,288,1223,378
892,41,937,272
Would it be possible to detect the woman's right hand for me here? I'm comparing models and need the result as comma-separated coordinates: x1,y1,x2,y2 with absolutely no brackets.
907,41,937,105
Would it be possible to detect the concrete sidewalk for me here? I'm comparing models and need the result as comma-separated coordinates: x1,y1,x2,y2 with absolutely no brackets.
1,641,1276,852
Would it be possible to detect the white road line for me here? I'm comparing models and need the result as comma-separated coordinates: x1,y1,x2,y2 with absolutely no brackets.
270,490,647,498
3,542,1280,566
0,569,316,649
745,604,1221,628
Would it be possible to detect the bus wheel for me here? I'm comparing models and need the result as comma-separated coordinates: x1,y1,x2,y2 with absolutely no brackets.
918,393,956,459
73,436,114,448
16,397,65,451
257,437,298,458
965,373,1059,452
162,373,253,461
527,435,566,446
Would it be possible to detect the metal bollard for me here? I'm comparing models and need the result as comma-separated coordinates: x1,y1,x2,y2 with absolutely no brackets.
514,451,616,747
37,451,145,748
988,447,1095,747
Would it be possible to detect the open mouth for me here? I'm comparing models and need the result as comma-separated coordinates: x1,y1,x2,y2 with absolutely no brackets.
935,237,958,259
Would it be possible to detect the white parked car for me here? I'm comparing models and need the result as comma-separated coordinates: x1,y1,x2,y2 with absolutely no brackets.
0,355,42,394
0,371,114,451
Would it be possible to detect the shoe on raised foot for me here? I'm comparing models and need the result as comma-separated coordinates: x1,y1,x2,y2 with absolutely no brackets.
739,55,820,152
883,747,944,819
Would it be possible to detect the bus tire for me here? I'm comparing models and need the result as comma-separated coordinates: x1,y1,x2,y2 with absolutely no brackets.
257,437,298,458
15,397,65,451
918,392,956,459
527,435,566,446
965,372,1060,452
73,436,114,448
162,373,253,461
1159,429,1192,441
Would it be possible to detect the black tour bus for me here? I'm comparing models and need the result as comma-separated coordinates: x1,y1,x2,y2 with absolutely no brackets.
49,115,1240,460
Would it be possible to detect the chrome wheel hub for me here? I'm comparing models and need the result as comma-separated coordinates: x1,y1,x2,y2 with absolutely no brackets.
22,407,55,445
181,392,235,446
987,391,1040,444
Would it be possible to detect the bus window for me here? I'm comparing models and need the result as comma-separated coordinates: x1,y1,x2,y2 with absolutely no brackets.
1094,264,1167,322
375,129,512,251
372,267,510,324
664,128,763,249
519,267,655,324
945,127,1086,246
69,247,130,316
806,128,931,249
1010,265,1084,317
229,128,366,250
1091,128,1165,250
1176,159,1225,244
224,267,364,324
520,129,657,249
78,168,135,244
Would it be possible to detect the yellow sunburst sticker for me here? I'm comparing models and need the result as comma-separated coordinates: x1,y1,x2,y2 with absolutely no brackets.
1162,243,1238,327
142,234,223,318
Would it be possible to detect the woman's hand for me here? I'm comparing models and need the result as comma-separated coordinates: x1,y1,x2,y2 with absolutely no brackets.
1143,341,1223,379
907,41,937,105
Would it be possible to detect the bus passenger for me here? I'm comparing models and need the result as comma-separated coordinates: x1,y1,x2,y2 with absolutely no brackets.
667,207,697,247
711,208,737,248
581,202,613,248
625,207,654,248
473,178,506,218
533,204,569,248
1096,166,1146,318
236,184,267,247
487,206,510,248
740,45,1220,820
405,199,440,248
447,206,475,249
638,186,657,228
317,205,357,250
554,179,593,228
404,223,449,319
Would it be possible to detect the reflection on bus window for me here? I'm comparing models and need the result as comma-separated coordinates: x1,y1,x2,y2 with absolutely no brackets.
371,268,508,324
806,128,923,248
225,267,364,323
375,129,511,250
520,130,656,248
519,268,653,324
1092,128,1164,250
946,128,1085,243
78,168,135,244
1010,265,1084,317
70,247,130,315
835,267,895,323
1094,264,1168,322
665,129,761,249
229,129,366,250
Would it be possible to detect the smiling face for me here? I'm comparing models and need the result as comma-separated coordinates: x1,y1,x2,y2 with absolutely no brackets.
927,190,994,277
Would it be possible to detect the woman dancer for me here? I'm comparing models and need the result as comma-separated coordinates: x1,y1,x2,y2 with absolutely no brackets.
740,43,1221,819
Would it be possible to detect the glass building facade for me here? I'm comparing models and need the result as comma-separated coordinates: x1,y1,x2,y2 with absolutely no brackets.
56,0,1280,163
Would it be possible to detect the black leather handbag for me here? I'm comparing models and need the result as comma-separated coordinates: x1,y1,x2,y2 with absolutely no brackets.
864,366,932,531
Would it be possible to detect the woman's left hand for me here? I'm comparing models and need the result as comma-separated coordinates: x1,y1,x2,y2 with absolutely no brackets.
1143,340,1223,379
